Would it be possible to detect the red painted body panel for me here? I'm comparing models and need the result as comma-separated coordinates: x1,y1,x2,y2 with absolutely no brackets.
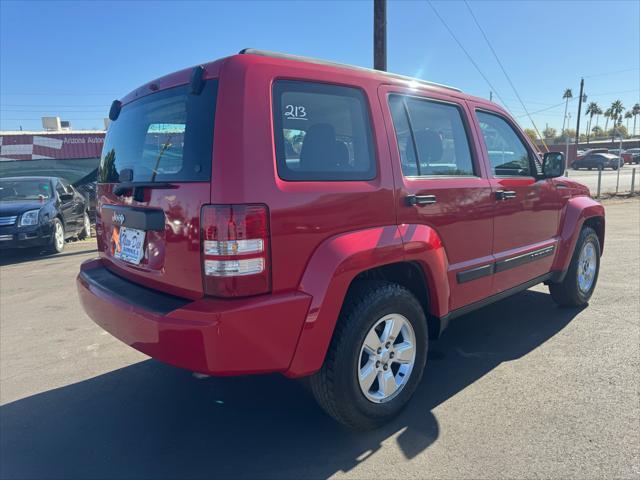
552,195,605,272
78,258,311,375
79,52,605,379
97,183,210,300
286,223,448,377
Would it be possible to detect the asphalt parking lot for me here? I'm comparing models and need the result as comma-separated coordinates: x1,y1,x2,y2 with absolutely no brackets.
568,166,639,194
0,198,638,480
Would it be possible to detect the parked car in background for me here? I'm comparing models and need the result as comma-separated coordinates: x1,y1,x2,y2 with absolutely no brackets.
572,153,623,170
0,176,91,253
579,148,608,157
77,50,605,429
608,149,634,165
622,148,640,164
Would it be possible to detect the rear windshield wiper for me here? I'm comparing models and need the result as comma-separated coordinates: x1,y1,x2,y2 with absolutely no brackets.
113,182,175,201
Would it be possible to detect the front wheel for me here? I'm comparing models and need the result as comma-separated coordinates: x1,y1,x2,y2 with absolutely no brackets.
49,218,65,254
309,281,428,430
549,227,600,307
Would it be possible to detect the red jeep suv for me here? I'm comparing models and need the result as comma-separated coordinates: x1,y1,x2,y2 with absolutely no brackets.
77,49,605,429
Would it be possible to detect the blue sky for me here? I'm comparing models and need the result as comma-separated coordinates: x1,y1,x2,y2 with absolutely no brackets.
1,0,639,133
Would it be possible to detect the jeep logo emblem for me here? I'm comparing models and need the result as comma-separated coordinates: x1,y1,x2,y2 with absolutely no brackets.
112,212,125,225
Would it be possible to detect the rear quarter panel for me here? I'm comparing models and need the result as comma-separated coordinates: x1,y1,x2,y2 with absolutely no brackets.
213,55,397,294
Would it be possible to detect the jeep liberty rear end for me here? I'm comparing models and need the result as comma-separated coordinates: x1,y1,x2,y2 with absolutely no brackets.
78,50,605,429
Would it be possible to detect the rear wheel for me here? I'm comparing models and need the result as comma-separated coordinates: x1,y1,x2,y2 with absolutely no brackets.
309,281,428,430
49,218,65,254
549,227,600,307
78,212,91,239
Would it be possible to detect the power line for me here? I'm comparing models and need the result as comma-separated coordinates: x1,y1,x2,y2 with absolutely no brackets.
583,67,640,79
426,1,510,112
463,0,547,149
588,89,640,97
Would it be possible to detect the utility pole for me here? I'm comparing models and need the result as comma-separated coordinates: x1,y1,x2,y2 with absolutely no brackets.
374,0,387,71
575,77,584,146
489,91,493,102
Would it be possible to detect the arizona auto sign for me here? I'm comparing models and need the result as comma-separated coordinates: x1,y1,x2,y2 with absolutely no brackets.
0,132,105,161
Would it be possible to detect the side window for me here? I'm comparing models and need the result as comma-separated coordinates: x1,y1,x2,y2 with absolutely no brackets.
55,181,67,198
60,179,73,192
388,95,418,176
476,111,533,177
273,80,376,181
388,94,475,177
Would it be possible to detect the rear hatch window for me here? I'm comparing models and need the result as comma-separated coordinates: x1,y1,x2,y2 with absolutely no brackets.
97,80,217,299
99,80,217,183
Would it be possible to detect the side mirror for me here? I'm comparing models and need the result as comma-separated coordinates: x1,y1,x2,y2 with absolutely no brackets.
541,152,565,178
59,193,74,202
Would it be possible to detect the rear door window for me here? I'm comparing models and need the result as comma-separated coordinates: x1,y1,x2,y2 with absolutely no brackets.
99,80,218,183
272,80,376,181
389,94,476,177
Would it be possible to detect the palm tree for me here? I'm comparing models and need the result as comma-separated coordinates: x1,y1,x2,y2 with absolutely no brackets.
603,108,612,133
594,105,603,131
625,111,633,133
609,100,624,139
585,101,600,143
561,88,573,132
632,103,640,136
610,100,624,127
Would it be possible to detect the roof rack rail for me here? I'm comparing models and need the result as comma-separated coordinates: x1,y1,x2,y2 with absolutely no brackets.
238,48,461,93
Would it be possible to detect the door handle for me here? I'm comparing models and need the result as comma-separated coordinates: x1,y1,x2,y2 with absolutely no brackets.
496,190,517,200
405,194,437,206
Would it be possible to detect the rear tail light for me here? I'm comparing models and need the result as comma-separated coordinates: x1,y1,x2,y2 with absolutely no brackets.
201,205,270,297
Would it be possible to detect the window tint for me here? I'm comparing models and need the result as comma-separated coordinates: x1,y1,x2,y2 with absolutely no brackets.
0,179,51,200
59,178,72,191
389,95,475,177
55,181,67,197
388,95,419,176
99,80,217,183
273,81,376,181
476,111,533,177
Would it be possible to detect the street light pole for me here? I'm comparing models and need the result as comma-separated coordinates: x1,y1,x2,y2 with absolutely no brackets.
374,0,387,71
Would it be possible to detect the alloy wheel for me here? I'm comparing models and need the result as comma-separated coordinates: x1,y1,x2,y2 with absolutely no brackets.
55,222,64,250
358,313,416,403
577,240,597,293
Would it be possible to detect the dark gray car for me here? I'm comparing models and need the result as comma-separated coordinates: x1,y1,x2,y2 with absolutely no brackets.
572,153,623,170
0,176,91,253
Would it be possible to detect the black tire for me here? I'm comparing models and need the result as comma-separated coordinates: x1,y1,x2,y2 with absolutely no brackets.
78,212,91,240
49,218,65,254
549,227,600,307
309,280,428,430
572,165,579,170
612,164,618,171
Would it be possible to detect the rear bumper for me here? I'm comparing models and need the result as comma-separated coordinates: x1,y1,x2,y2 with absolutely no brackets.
77,258,312,376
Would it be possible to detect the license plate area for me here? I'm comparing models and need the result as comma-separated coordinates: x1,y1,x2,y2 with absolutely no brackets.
112,226,146,265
